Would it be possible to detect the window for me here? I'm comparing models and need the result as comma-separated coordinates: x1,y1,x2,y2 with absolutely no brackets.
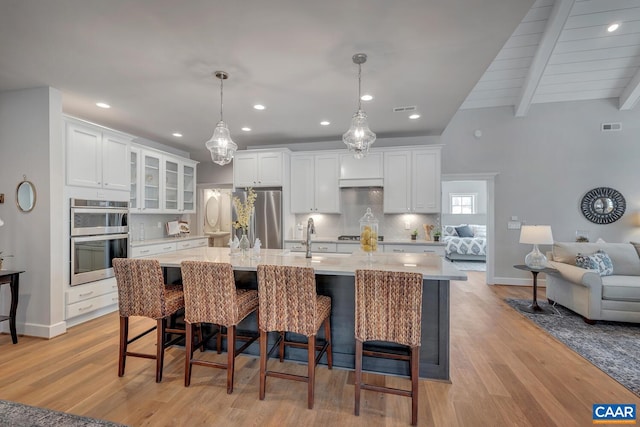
450,193,476,214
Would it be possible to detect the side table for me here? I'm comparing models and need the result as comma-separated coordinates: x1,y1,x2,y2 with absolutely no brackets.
513,265,558,314
0,270,24,344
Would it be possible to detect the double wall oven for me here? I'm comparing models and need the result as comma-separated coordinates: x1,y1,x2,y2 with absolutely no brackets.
70,198,129,286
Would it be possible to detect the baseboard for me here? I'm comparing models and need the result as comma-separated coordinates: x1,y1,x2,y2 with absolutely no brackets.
21,320,67,339
491,276,547,287
66,305,117,329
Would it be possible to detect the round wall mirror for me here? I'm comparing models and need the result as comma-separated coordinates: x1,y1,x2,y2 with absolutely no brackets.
580,187,625,224
16,177,36,213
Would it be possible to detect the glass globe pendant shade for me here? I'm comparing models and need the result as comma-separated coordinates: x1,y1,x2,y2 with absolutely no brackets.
206,120,237,166
343,109,376,159
524,244,548,269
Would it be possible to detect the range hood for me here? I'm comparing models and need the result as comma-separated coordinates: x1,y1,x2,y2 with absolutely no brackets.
339,152,383,188
339,178,383,188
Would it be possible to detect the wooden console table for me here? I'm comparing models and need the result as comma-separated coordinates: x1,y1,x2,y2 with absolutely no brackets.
0,270,23,344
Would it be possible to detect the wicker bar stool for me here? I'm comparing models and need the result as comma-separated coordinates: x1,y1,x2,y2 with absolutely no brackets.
180,261,259,393
113,258,186,383
256,264,332,409
354,269,423,426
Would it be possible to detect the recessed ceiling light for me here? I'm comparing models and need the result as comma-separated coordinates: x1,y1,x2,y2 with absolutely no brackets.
253,104,265,110
320,121,330,126
96,102,110,109
360,94,373,101
172,132,183,137
608,23,620,32
241,127,252,132
409,114,421,120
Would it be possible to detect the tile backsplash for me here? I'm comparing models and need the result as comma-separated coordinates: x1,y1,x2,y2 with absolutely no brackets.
294,188,439,240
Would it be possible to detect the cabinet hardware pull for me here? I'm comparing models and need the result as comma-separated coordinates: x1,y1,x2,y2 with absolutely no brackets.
163,246,172,250
140,250,150,254
393,249,405,253
79,291,94,297
318,246,328,250
79,304,94,311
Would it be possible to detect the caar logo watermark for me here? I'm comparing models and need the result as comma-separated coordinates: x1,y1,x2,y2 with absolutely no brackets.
593,404,636,424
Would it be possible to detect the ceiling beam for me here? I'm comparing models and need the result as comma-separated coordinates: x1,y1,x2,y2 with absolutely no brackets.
619,68,640,110
514,0,575,117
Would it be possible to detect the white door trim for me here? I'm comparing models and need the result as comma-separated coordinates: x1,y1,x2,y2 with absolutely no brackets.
441,173,498,285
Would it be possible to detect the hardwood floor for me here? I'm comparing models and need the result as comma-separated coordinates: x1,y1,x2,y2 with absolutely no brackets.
0,272,637,426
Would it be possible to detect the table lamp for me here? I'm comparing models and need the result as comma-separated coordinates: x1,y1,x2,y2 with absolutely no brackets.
519,225,553,269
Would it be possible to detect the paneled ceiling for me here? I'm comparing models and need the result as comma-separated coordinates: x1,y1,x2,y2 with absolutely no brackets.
0,0,533,162
461,0,640,115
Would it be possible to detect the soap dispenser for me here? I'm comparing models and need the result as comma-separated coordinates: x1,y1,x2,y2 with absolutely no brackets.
359,207,378,259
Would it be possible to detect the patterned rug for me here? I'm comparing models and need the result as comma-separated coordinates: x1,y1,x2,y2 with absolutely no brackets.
505,298,640,397
449,260,486,271
0,400,127,427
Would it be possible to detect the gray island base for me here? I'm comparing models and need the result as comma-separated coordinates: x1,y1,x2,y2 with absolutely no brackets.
151,247,466,381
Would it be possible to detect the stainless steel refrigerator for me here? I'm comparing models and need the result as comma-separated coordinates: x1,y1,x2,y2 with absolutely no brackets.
231,189,283,249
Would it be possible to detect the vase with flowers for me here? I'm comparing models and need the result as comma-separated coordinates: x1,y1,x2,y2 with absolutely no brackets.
232,187,257,257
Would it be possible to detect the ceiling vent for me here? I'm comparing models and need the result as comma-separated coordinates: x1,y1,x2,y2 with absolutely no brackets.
393,106,417,112
601,122,621,132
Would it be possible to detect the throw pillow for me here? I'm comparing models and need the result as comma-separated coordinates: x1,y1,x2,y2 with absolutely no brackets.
575,250,614,276
455,225,474,238
630,241,640,259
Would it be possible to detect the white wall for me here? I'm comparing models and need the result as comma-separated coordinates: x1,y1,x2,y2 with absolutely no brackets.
0,87,65,338
441,99,640,282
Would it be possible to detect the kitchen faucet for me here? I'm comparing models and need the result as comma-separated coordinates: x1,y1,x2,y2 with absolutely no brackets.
304,217,315,258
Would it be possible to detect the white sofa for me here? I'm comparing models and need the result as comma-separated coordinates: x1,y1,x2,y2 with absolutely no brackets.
546,242,640,323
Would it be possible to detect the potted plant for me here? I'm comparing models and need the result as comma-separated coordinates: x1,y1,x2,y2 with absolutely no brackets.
410,229,418,241
433,228,441,242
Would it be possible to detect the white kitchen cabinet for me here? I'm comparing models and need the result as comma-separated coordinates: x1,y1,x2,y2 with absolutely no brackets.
284,242,337,253
65,278,119,320
176,237,208,250
234,151,284,187
383,243,445,256
290,153,340,213
66,120,130,191
383,147,441,213
130,241,177,258
131,145,197,214
339,152,383,187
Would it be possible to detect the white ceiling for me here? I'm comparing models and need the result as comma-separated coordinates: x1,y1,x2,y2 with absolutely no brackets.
0,1,538,162
462,0,640,115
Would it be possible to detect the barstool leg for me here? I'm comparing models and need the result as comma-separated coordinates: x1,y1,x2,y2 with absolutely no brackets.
279,331,285,362
259,329,268,400
411,346,419,426
118,316,128,377
185,321,193,387
227,325,236,394
324,317,333,369
156,318,165,383
354,339,362,416
308,335,315,409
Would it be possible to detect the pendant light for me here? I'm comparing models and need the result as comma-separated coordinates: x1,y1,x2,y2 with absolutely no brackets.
205,71,238,166
343,53,376,159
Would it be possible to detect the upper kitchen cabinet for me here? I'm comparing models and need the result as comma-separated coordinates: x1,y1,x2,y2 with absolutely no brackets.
233,150,286,188
130,144,197,214
65,119,130,191
339,152,383,187
383,147,441,213
290,152,340,213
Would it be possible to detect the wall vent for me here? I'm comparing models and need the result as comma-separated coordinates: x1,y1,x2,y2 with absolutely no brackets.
601,122,621,131
393,106,417,112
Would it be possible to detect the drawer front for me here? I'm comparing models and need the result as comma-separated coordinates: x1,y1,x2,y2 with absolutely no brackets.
284,242,305,252
66,278,118,304
130,242,177,257
66,291,118,319
336,243,358,253
384,244,445,256
311,242,337,253
177,238,208,250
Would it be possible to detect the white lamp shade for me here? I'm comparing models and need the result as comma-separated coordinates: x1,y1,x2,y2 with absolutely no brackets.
519,225,553,245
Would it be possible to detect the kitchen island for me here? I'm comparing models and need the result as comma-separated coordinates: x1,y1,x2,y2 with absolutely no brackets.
142,247,466,381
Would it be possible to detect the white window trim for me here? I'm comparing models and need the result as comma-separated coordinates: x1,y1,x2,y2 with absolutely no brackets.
450,193,477,214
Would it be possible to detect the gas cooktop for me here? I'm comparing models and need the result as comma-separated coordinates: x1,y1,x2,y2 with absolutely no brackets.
337,235,384,241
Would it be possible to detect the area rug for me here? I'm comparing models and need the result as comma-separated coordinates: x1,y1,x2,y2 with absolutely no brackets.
449,260,486,271
505,298,640,397
0,400,127,427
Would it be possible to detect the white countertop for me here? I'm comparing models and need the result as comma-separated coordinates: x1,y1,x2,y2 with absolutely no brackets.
130,235,208,248
284,237,445,246
140,246,466,281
